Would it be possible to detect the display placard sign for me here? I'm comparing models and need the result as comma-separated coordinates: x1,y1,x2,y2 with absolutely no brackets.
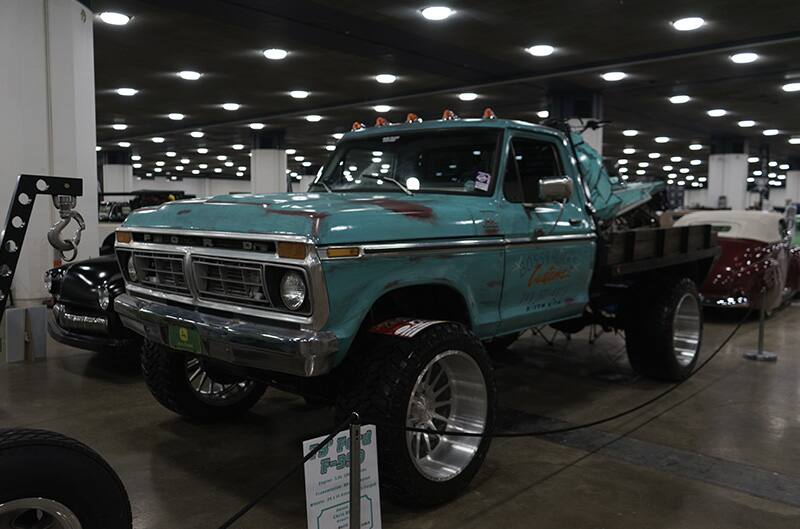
303,425,382,529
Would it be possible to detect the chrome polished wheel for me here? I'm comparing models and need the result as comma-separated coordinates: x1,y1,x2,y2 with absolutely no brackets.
0,498,82,529
405,350,488,482
185,357,256,406
673,293,701,367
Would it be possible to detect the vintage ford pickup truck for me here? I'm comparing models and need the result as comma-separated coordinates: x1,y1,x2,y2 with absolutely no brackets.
114,114,718,505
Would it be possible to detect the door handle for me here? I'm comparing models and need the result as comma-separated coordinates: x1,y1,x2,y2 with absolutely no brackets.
568,218,582,226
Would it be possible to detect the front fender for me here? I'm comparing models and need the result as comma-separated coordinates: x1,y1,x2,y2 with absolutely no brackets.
320,248,504,362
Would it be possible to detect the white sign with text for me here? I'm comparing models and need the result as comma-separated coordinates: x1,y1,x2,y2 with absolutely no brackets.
303,425,382,529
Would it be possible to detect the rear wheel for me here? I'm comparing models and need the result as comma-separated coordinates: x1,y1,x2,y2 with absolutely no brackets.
337,322,495,507
625,277,703,381
0,429,132,529
141,340,267,421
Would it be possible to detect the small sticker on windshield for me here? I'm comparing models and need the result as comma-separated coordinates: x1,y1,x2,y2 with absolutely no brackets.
382,136,400,143
475,171,491,191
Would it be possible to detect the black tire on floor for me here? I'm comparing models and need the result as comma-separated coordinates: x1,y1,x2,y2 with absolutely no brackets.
0,428,132,529
336,322,495,507
141,340,267,422
625,277,703,382
483,332,520,353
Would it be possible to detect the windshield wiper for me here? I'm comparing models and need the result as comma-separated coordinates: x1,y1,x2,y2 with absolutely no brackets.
360,175,413,195
309,180,332,193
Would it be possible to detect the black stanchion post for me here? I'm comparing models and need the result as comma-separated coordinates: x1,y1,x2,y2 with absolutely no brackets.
744,287,777,362
349,413,361,529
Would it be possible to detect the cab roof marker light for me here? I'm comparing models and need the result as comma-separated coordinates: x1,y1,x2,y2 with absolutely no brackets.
406,113,422,123
482,107,497,119
375,117,389,127
351,121,365,131
442,109,457,120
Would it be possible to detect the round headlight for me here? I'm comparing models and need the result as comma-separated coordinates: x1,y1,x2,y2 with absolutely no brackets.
127,258,138,281
98,285,111,310
43,270,53,293
280,271,306,311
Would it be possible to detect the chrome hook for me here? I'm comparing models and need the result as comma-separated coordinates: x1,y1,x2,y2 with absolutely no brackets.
47,195,85,262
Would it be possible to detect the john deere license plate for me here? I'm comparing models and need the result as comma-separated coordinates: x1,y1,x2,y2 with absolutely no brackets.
168,325,202,354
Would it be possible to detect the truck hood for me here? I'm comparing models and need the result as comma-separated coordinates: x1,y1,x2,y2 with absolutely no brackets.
121,192,483,244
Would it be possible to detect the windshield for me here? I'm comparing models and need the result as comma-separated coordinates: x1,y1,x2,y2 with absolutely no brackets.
316,129,500,195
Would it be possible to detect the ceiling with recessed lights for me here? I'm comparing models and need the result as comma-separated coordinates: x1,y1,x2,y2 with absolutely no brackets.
92,0,800,190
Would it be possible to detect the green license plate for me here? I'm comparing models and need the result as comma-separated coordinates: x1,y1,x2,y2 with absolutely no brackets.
168,325,202,354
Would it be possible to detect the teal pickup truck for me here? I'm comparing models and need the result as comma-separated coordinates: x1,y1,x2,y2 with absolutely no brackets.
114,115,718,505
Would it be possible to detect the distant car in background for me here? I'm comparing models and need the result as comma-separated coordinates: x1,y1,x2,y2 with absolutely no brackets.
675,210,800,314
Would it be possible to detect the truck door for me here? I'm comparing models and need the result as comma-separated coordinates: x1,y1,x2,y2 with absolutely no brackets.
495,132,596,334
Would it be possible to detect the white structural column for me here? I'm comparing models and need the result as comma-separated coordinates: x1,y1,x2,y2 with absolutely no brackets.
102,164,133,193
782,170,800,204
0,0,99,302
251,149,288,194
706,153,749,210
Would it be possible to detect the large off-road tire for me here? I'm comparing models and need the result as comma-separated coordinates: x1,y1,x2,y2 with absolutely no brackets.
625,277,703,381
0,428,132,529
337,322,495,507
141,340,267,422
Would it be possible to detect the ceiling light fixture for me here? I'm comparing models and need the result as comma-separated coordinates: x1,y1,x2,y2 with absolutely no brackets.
232,144,244,150
118,141,130,148
689,144,703,150
738,120,756,128
623,147,636,155
669,95,691,104
190,131,204,138
305,114,322,122
671,17,705,31
155,161,165,167
601,71,627,82
420,6,455,21
294,156,305,162
730,52,759,64
98,12,131,25
525,45,555,57
224,161,234,167
180,158,190,164
622,129,638,137
537,110,550,119
670,156,682,162
286,149,297,155
177,71,202,81
373,105,392,112
648,153,661,159
263,48,288,60
458,92,478,101
289,90,310,99
111,124,127,131
95,146,102,152
748,156,760,163
655,136,670,143
131,155,141,161
763,129,779,136
325,145,335,151
690,159,702,166
789,137,800,145
782,82,800,92
166,151,176,157
116,87,137,96
167,113,184,120
216,155,227,161
197,148,208,154
332,133,344,140
222,103,240,111
707,109,727,117
375,74,397,84
249,123,265,130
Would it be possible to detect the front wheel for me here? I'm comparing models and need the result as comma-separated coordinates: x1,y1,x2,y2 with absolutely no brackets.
141,340,267,422
0,429,132,529
337,322,495,507
625,277,703,381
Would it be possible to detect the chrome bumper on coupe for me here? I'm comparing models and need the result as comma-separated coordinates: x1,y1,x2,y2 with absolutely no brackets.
114,293,338,377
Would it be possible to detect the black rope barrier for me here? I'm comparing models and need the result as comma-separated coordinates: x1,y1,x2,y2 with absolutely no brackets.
216,307,753,528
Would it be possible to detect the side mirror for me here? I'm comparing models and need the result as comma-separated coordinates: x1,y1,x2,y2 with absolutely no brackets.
536,176,573,203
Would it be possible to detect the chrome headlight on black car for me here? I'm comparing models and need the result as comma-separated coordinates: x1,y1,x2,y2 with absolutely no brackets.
280,270,306,311
97,285,111,310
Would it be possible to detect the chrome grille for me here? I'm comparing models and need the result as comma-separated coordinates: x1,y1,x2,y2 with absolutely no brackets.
192,256,271,308
132,251,190,294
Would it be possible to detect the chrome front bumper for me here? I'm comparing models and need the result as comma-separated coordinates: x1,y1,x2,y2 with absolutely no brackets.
114,293,338,376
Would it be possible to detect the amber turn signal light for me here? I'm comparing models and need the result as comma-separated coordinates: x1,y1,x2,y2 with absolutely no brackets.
115,231,132,244
325,247,361,258
277,241,308,259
